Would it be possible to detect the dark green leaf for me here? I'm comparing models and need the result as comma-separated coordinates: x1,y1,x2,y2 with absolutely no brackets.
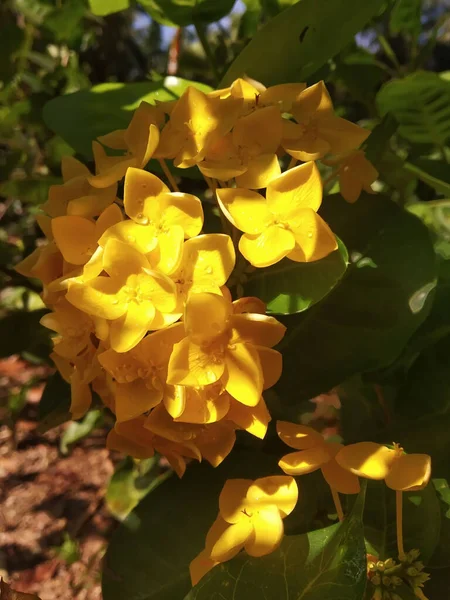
43,78,211,158
38,371,71,433
60,409,102,454
243,238,348,314
140,0,235,26
390,0,422,39
276,192,437,403
186,487,367,600
404,159,450,197
221,0,385,86
377,72,450,146
363,114,398,166
88,0,129,16
0,309,51,360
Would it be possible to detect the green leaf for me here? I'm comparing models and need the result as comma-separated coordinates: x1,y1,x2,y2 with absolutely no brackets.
37,371,71,433
140,0,235,26
404,159,450,196
60,409,102,454
88,0,129,16
389,0,422,38
221,0,385,86
186,487,367,600
243,238,348,314
43,77,212,158
0,309,51,360
0,177,60,205
363,481,441,563
276,192,437,404
363,114,398,166
376,72,450,146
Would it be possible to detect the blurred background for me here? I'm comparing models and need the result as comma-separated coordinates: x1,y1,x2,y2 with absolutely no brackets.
1,0,450,598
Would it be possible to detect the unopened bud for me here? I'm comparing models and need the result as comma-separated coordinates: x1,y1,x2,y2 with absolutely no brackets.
407,567,419,577
382,576,391,587
384,558,396,569
391,576,402,587
376,561,385,571
372,574,381,586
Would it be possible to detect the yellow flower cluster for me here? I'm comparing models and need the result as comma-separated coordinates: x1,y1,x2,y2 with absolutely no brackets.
191,424,431,585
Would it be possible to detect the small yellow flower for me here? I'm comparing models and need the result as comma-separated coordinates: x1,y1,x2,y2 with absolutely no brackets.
167,292,285,406
277,421,360,494
324,150,378,203
89,101,163,188
190,475,298,585
217,161,337,267
282,81,370,161
100,167,203,274
66,238,179,353
15,242,63,288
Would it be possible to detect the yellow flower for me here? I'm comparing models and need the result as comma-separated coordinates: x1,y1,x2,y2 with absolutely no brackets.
335,442,431,491
277,421,360,495
324,150,378,203
15,242,63,289
167,292,285,406
100,167,203,274
145,404,237,467
170,234,235,303
51,203,123,266
229,78,306,113
216,161,337,267
190,475,298,585
98,324,183,422
42,156,117,218
66,238,179,353
282,81,370,161
154,86,242,168
89,101,163,188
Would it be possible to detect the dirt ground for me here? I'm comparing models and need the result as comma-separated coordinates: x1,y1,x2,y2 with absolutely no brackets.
0,356,118,600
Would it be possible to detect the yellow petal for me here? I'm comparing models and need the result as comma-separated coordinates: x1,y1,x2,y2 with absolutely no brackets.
109,299,156,353
223,342,263,407
385,453,431,491
289,208,337,262
163,385,186,419
216,188,271,234
278,446,332,475
137,269,177,314
123,167,169,222
184,292,231,344
235,153,281,190
89,144,136,188
97,129,127,149
82,246,104,281
95,203,123,237
138,322,185,365
227,396,271,439
114,380,163,422
182,233,236,290
189,549,218,587
61,155,91,181
70,369,92,420
256,346,282,389
147,225,184,275
159,192,204,238
167,338,225,387
232,297,266,315
339,169,363,204
210,520,252,562
259,83,306,111
199,156,247,181
245,506,284,557
125,104,163,166
239,226,295,268
267,161,322,217
219,479,253,523
277,421,325,450
107,423,155,459
283,130,331,162
319,116,370,154
231,313,286,347
233,106,283,156
247,475,298,517
66,278,127,320
291,81,334,121
321,458,361,495
335,442,397,480
102,238,150,281
51,216,97,265
196,420,236,467
175,387,230,424
99,220,159,255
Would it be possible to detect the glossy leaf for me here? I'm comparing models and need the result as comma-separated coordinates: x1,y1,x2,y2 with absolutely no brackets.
243,238,348,314
60,409,102,454
140,0,235,26
221,0,384,86
37,371,71,434
276,192,437,404
186,487,367,600
43,78,211,158
88,0,129,16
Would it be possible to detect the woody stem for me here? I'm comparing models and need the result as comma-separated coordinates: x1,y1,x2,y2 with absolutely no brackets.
331,487,344,522
396,490,405,559
158,159,180,192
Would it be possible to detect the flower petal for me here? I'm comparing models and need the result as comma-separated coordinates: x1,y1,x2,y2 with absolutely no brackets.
277,421,325,450
278,446,332,475
289,208,337,262
159,192,204,238
231,313,286,347
219,478,253,523
70,370,92,420
95,203,123,237
61,156,91,181
335,442,397,480
223,342,263,407
66,278,127,320
260,83,306,111
239,226,295,268
216,188,271,234
123,167,168,222
267,161,322,216
245,506,284,557
109,299,156,352
196,421,236,467
385,453,431,491
235,153,281,189
114,380,163,422
99,220,159,255
148,225,184,275
97,129,127,149
51,216,97,265
163,385,186,419
247,475,298,517
107,428,155,459
291,81,334,121
210,520,252,562
175,387,230,424
255,346,282,389
189,549,218,587
283,131,330,162
227,396,271,439
167,338,225,387
182,233,236,290
184,292,231,343
102,238,150,280
321,458,361,495
319,116,370,154
233,106,283,155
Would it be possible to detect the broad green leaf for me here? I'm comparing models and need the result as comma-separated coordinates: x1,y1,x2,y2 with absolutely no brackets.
37,371,71,433
221,0,385,86
186,487,367,600
88,0,129,16
363,481,440,563
43,77,211,158
60,409,102,454
390,0,422,38
0,309,51,360
377,72,450,146
276,192,437,404
363,114,398,166
140,0,235,26
404,159,450,197
427,479,450,597
243,238,348,314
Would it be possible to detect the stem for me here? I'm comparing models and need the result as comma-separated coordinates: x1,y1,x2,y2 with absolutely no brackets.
194,23,220,85
396,490,405,559
331,487,344,522
377,33,402,74
203,175,217,193
158,159,180,192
